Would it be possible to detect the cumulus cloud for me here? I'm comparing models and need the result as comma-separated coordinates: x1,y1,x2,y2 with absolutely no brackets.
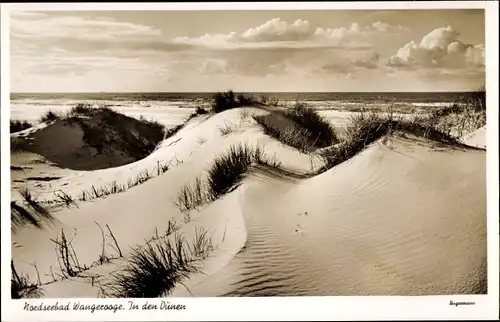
387,26,484,69
174,18,405,49
239,18,311,42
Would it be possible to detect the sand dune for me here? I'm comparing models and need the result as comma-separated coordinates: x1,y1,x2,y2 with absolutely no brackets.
11,106,487,298
461,125,486,149
171,135,486,296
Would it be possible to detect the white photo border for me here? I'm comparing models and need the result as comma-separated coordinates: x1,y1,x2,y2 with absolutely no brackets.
1,1,498,321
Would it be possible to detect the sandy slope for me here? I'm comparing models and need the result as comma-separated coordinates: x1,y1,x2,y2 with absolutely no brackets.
171,135,486,296
11,107,486,297
461,126,486,149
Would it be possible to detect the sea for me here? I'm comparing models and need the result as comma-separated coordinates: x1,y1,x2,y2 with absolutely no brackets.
10,92,469,125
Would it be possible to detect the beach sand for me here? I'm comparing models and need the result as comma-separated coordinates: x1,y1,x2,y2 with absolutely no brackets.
10,106,487,297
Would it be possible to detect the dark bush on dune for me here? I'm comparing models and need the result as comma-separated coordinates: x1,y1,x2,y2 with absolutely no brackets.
253,114,317,153
285,103,337,148
39,110,59,123
68,103,94,116
195,106,208,115
212,90,259,113
252,101,337,151
10,120,32,133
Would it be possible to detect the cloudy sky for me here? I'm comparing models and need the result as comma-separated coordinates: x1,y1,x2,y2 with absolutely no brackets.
10,9,485,92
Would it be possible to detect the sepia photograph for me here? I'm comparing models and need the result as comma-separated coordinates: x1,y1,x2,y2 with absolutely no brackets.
1,1,498,321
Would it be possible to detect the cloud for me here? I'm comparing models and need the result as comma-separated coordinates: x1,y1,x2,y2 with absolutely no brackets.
174,18,405,49
351,52,380,69
10,13,162,40
200,59,228,74
387,26,484,69
239,18,312,42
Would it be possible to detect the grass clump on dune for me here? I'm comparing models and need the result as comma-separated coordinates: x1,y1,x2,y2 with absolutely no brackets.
101,227,213,298
11,188,54,232
253,114,318,153
207,143,273,200
427,86,486,137
253,102,337,153
318,111,464,171
175,143,281,212
10,120,32,133
284,102,337,148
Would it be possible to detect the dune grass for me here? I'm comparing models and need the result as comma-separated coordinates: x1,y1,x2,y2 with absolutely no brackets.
11,261,43,299
175,143,281,212
253,114,317,153
101,227,213,298
252,102,337,153
426,86,486,137
318,111,464,172
284,102,337,148
206,143,278,200
10,120,32,133
218,121,236,136
11,188,54,232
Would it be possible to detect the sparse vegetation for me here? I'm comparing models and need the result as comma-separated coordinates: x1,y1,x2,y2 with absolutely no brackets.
426,86,486,137
101,227,213,298
11,261,43,299
175,143,281,212
218,121,236,136
10,120,32,133
318,111,465,172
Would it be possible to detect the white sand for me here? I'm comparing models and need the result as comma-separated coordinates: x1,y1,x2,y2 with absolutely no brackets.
461,126,486,149
11,107,486,297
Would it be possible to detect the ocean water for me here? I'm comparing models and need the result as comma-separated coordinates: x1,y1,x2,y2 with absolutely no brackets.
10,92,468,124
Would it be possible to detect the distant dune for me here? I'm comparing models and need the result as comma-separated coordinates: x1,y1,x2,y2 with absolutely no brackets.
11,107,165,171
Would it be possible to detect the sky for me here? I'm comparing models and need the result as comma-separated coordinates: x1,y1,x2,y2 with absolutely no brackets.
9,9,485,92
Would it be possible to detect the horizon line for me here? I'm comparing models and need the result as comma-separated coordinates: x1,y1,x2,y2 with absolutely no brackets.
10,90,480,94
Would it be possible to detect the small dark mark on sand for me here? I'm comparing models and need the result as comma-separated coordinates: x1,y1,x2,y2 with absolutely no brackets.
26,176,62,181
